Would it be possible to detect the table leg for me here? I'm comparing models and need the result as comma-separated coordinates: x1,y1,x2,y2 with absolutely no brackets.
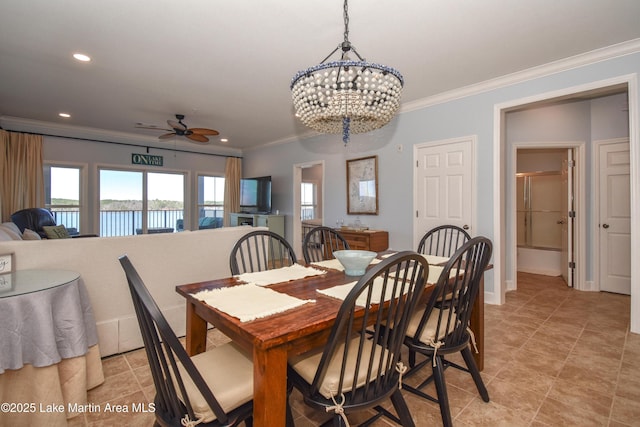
470,275,485,371
185,301,207,356
252,345,288,427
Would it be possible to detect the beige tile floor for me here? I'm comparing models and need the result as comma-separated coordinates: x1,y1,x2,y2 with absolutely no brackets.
70,272,639,426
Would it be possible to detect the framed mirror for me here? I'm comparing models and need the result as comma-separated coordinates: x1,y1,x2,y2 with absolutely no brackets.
346,155,378,215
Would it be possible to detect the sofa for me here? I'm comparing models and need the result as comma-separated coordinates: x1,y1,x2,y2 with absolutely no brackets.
1,208,82,240
0,226,259,357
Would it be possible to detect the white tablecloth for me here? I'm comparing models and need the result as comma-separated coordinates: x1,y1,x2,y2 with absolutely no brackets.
0,271,104,424
0,274,99,372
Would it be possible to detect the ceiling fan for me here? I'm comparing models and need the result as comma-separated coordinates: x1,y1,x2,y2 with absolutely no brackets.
139,114,219,143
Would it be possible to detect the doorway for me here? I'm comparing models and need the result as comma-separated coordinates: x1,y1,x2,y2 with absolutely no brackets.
515,148,576,287
292,161,324,258
494,76,638,333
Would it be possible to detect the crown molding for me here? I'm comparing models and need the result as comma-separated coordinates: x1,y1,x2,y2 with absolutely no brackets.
400,38,640,113
0,115,243,157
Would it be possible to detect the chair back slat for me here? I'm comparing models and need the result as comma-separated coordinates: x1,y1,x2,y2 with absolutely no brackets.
119,256,231,425
309,251,428,409
413,236,492,349
418,225,471,257
302,226,350,263
230,230,297,275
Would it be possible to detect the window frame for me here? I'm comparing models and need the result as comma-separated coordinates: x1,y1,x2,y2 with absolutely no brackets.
44,162,88,234
195,173,226,231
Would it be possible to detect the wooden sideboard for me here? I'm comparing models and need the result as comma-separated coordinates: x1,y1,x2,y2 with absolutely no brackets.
338,229,389,252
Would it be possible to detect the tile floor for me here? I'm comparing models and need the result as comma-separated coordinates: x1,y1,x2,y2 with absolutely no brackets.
70,272,639,426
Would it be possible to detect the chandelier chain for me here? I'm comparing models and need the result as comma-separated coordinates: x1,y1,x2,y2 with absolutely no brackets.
343,0,350,44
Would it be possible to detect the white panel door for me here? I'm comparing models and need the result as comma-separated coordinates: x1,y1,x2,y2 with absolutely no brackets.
415,138,474,245
599,141,631,295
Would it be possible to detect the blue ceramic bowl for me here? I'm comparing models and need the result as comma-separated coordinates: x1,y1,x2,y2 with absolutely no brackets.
333,250,377,276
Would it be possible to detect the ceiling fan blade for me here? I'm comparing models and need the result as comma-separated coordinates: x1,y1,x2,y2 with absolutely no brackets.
187,134,209,143
167,119,187,131
190,128,219,136
159,133,176,140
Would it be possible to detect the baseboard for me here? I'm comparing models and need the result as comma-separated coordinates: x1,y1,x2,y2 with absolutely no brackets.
96,304,188,357
578,280,598,292
484,290,500,305
516,267,562,277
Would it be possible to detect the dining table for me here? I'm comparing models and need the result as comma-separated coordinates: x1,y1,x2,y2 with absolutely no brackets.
176,254,485,427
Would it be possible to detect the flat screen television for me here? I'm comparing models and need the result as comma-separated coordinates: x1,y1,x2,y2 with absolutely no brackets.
240,176,272,214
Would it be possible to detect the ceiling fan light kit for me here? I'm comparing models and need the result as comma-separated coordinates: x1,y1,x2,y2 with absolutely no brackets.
290,0,403,145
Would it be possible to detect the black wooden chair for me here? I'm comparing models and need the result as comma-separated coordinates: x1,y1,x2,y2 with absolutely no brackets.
402,236,492,427
229,230,298,275
417,225,471,257
287,251,429,427
302,226,350,264
119,255,254,427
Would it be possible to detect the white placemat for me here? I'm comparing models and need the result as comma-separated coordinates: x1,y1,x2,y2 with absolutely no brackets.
193,284,314,322
311,257,381,272
234,264,326,286
393,265,463,285
421,254,451,265
382,252,449,266
317,277,406,307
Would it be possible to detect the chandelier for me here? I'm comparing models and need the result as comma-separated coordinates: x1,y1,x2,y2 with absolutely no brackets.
290,0,404,144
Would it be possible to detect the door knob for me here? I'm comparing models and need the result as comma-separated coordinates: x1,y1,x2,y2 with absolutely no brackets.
602,223,610,229
557,220,565,225
463,225,469,230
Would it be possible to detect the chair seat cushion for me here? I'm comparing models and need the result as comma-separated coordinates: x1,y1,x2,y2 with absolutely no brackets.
405,307,457,344
289,336,390,399
178,341,253,423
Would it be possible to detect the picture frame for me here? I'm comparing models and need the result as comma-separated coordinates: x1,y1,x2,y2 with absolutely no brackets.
346,155,379,215
0,252,13,275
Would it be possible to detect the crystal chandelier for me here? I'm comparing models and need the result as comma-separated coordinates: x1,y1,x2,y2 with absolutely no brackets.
290,0,404,145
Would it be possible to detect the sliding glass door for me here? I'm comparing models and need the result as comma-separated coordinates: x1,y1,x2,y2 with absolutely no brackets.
99,169,185,236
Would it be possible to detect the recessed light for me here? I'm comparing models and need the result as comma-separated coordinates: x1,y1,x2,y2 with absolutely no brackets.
59,113,71,118
73,53,91,62
220,138,229,143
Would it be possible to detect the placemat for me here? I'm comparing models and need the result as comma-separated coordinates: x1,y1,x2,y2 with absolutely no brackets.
235,263,326,286
382,252,449,266
317,277,406,307
421,254,451,265
193,284,314,322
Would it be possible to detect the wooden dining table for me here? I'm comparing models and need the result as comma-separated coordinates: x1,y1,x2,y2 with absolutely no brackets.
176,257,485,427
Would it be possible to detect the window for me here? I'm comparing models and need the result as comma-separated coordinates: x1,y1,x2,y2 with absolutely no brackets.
195,175,225,230
45,165,82,234
99,169,185,236
301,182,316,220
